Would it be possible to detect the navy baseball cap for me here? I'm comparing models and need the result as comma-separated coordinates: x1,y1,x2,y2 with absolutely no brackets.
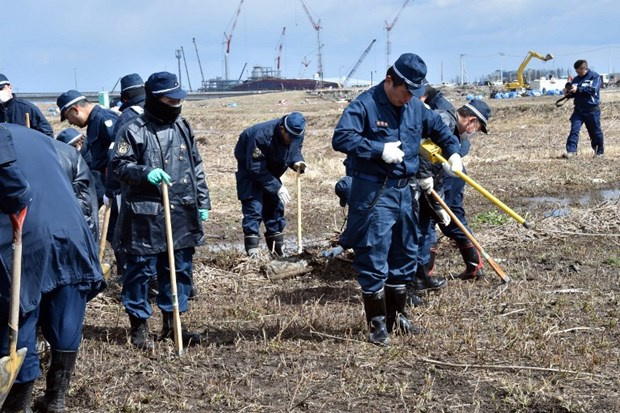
0,74,9,87
57,90,86,121
283,112,306,139
391,53,428,98
145,72,187,100
121,73,144,92
464,100,491,133
56,128,83,146
335,176,352,207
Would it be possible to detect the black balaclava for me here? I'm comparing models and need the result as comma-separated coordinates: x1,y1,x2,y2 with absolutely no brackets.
119,87,146,111
144,88,181,124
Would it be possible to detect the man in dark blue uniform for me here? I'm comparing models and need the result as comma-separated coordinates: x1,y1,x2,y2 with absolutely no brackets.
0,124,104,413
234,112,306,257
332,53,461,345
111,72,210,350
0,74,54,138
562,59,604,158
57,89,119,205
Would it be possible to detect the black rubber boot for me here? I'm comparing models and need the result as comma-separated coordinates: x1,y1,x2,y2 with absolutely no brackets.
33,350,78,413
128,315,154,350
413,262,447,292
244,235,260,258
265,232,284,257
362,288,390,346
1,381,34,413
160,312,202,346
406,285,424,307
385,284,426,335
455,241,484,280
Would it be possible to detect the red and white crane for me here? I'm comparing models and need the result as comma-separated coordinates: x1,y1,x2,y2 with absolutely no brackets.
223,0,244,80
274,27,286,78
300,0,324,87
385,0,410,69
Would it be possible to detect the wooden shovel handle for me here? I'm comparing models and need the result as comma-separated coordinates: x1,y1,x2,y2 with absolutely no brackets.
8,208,27,355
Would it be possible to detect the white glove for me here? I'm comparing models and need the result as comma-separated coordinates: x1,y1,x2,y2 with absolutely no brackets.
277,185,291,204
103,195,110,206
436,209,451,226
417,177,434,194
293,161,307,173
381,141,404,164
442,153,463,177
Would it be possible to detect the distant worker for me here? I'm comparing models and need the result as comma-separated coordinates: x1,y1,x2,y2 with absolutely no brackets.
111,72,210,350
56,89,119,204
562,59,604,158
0,124,104,413
0,73,54,138
332,53,461,345
234,112,307,257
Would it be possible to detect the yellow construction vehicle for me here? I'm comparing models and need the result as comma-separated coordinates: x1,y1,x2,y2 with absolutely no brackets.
505,50,554,91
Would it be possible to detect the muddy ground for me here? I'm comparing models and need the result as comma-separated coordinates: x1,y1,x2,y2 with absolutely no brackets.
38,88,620,412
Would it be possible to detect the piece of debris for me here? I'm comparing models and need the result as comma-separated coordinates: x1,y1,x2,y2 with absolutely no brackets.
262,259,310,281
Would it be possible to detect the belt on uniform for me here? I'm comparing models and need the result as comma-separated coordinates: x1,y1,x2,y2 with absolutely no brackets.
354,172,411,188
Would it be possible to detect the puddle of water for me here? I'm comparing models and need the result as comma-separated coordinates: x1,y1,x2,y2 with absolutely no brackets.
523,188,620,207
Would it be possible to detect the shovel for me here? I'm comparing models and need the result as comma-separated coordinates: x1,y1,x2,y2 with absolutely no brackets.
161,183,183,356
429,190,510,284
98,204,112,279
0,208,28,407
296,170,303,254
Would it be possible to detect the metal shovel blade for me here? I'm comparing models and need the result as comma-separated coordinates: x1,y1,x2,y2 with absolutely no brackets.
0,347,28,407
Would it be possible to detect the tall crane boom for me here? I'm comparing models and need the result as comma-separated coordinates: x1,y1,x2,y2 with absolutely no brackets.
180,46,192,92
193,37,206,91
385,0,410,69
300,0,324,88
274,27,286,78
223,0,244,80
343,39,376,87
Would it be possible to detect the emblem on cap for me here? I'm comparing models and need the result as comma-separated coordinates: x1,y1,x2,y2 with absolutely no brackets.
117,141,130,156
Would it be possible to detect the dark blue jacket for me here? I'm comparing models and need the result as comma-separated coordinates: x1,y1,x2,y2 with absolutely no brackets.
332,81,459,179
0,124,104,314
570,69,602,112
234,117,304,199
0,96,54,138
0,126,31,214
85,105,119,173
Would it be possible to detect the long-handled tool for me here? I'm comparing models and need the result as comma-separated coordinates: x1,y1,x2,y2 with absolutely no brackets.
25,113,30,129
98,204,112,279
0,208,28,407
161,183,183,356
296,170,303,254
430,190,510,283
420,140,531,229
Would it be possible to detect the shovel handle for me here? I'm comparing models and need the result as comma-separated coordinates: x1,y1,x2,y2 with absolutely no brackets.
296,170,302,254
8,208,27,355
98,204,111,265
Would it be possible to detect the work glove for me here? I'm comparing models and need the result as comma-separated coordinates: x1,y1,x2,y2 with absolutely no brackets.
293,161,307,174
277,185,291,204
199,209,209,221
147,168,171,186
417,177,434,194
442,153,463,177
381,141,404,164
436,208,451,226
103,195,110,206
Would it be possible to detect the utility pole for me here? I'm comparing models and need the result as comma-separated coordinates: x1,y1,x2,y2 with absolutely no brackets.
385,0,410,69
175,49,182,88
460,54,465,86
181,46,192,92
499,52,505,83
73,67,78,89
193,37,206,91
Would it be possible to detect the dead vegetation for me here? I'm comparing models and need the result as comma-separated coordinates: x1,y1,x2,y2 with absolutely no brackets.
41,89,620,412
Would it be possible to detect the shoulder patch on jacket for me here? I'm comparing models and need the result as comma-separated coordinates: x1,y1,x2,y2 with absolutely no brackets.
104,119,114,128
252,147,262,159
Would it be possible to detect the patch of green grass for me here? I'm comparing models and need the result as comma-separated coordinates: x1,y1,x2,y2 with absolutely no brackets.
602,256,620,267
471,210,510,226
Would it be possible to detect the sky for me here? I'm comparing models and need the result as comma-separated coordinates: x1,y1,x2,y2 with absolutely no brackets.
2,0,620,93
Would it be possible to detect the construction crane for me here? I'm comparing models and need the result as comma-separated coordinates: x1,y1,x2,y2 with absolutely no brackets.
299,57,311,78
300,0,324,88
342,39,376,87
193,37,206,91
385,0,411,69
274,27,286,78
504,50,554,91
223,0,244,80
180,46,192,92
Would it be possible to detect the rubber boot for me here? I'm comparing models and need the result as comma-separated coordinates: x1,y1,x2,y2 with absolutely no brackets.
189,274,198,300
361,288,390,346
128,315,154,350
1,381,34,413
385,284,426,335
413,262,447,292
33,350,78,413
160,312,202,346
265,232,284,257
244,235,260,258
428,244,437,275
406,285,424,308
455,241,484,280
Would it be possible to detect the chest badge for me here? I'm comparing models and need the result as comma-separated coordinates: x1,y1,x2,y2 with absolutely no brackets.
376,120,389,128
180,143,187,151
252,147,262,159
117,141,130,156
104,119,114,128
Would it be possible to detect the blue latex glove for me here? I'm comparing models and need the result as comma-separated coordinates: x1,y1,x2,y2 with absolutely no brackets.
199,209,209,221
147,168,171,186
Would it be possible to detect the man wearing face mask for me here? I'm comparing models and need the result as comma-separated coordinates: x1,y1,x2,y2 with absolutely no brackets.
110,71,210,350
415,98,492,286
0,74,54,138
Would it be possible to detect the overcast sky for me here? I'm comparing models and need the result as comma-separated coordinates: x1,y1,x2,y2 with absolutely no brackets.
2,0,619,93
